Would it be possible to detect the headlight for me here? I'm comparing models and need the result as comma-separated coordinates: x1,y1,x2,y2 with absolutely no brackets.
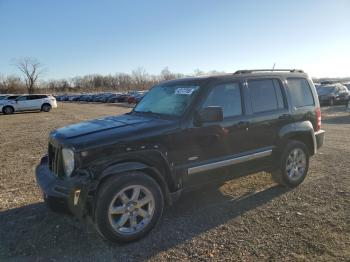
62,148,75,177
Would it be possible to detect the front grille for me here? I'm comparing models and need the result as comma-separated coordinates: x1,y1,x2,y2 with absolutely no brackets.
48,142,63,177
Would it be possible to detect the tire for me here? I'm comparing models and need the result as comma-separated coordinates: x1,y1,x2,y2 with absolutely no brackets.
329,98,334,106
272,140,309,188
2,106,14,115
95,172,164,243
41,104,51,112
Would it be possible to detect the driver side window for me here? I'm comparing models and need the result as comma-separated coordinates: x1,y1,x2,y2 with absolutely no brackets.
203,82,242,118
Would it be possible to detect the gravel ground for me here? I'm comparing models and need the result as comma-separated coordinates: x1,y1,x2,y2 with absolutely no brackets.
0,103,349,261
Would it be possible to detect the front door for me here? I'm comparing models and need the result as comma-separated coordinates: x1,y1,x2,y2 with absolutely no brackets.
179,81,253,185
14,96,31,111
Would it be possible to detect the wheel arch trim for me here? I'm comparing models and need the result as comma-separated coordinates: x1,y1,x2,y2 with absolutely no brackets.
2,105,15,113
278,121,317,155
95,161,170,202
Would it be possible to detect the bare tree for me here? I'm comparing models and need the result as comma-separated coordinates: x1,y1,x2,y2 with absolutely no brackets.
132,67,149,90
16,58,45,94
160,67,176,81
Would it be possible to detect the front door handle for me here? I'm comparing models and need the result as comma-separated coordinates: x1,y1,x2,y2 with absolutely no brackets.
236,121,250,128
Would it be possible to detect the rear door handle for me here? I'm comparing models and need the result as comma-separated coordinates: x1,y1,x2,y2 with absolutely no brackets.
279,114,291,120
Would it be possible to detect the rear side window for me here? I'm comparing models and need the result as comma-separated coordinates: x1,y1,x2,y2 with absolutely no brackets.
287,78,314,107
29,95,47,100
28,95,38,100
203,82,242,118
247,79,285,113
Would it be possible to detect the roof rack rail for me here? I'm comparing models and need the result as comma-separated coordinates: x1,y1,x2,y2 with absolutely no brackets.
233,69,304,74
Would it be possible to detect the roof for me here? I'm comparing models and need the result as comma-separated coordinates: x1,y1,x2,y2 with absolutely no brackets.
162,69,308,85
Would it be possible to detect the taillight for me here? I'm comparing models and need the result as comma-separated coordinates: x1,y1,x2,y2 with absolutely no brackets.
315,107,321,131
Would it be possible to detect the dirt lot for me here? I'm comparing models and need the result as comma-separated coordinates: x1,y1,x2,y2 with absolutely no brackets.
0,103,349,261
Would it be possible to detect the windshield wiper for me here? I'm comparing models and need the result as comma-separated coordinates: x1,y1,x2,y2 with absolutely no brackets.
133,110,161,118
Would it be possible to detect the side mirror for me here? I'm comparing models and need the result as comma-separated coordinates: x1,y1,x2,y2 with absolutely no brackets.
196,106,224,124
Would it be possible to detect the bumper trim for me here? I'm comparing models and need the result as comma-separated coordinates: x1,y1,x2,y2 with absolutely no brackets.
314,130,325,154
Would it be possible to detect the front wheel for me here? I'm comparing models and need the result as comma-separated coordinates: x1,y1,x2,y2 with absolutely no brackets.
272,140,309,188
3,106,14,115
95,172,164,243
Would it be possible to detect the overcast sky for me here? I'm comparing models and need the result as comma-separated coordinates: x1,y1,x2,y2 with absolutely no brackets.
0,0,349,79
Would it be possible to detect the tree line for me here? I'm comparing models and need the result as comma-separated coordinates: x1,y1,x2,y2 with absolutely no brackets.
0,58,225,94
5,58,344,95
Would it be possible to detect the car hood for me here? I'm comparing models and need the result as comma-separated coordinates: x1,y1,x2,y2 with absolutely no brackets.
50,113,177,149
55,114,151,139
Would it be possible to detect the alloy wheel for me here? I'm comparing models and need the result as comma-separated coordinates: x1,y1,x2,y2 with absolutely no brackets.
108,185,155,235
285,148,306,181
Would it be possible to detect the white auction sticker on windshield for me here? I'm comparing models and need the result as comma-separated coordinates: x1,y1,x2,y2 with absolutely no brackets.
175,88,196,95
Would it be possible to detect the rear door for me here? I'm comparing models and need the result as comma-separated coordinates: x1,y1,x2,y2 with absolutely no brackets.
28,95,44,110
244,78,291,150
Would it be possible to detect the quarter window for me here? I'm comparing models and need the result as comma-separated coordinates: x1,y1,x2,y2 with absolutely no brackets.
248,79,285,113
203,82,242,118
287,78,314,107
29,95,46,100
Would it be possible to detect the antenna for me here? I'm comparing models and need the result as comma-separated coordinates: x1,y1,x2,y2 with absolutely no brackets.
272,63,276,71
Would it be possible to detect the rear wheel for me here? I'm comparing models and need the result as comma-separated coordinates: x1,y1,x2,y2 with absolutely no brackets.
3,106,14,115
95,172,164,243
41,104,51,112
272,140,309,187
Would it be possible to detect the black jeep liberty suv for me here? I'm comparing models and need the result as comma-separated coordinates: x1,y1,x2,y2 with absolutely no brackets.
36,69,325,243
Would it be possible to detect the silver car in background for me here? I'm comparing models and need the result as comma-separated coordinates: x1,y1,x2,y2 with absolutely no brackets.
0,94,57,115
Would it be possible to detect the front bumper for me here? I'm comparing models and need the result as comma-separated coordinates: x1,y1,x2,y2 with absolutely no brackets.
35,156,90,218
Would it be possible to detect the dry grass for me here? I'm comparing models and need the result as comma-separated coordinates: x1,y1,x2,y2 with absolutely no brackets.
0,103,349,261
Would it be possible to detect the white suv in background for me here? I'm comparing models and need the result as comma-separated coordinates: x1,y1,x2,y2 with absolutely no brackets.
0,94,57,115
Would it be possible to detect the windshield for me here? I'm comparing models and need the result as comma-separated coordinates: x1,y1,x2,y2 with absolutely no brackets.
317,86,336,95
134,84,200,117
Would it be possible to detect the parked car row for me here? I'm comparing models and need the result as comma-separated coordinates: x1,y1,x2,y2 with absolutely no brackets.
315,83,349,106
55,91,147,104
0,94,57,114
